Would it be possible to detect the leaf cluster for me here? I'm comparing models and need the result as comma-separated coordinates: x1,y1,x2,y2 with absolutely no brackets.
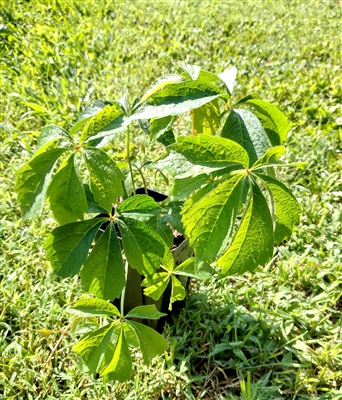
14,63,301,381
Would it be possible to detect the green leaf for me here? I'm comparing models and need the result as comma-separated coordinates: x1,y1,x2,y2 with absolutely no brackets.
218,182,274,278
221,109,270,166
170,275,186,309
127,321,168,365
117,217,174,276
137,73,184,106
81,223,125,301
244,99,290,143
146,215,174,249
170,135,249,168
149,116,176,145
117,194,160,218
252,110,281,146
150,116,173,141
174,257,197,278
70,100,106,135
15,147,67,219
142,272,170,301
73,323,115,374
47,153,88,224
83,147,124,212
132,80,222,120
178,62,201,80
182,173,246,264
171,173,211,200
125,305,167,320
218,66,237,95
101,325,132,382
193,99,221,135
151,151,227,181
160,200,184,233
37,124,73,150
80,103,129,144
251,146,286,170
83,184,109,214
45,218,106,277
72,298,121,317
197,70,222,86
256,173,301,243
181,182,216,216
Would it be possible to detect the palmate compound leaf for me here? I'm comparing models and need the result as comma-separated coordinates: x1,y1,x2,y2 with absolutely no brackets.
80,222,125,301
15,146,67,219
256,173,301,243
73,322,116,374
169,135,249,168
221,109,271,166
83,147,124,213
218,181,274,279
142,261,192,310
47,153,88,225
116,216,174,276
45,218,107,278
101,325,132,382
126,320,168,365
131,80,223,120
182,173,247,264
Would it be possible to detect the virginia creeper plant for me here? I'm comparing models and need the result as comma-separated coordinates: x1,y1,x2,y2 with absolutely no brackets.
15,63,301,382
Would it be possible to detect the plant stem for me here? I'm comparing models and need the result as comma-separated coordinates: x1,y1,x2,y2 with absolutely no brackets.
137,166,148,194
120,260,129,316
126,127,136,195
191,110,197,136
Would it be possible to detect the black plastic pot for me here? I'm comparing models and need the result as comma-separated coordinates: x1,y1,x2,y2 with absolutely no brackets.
97,187,194,332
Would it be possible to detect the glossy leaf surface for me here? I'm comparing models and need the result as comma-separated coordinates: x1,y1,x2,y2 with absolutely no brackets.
101,326,132,382
127,321,168,365
117,217,174,276
218,183,274,278
244,99,290,143
221,109,270,166
47,153,88,224
37,124,73,149
73,323,115,374
182,173,246,264
45,218,106,277
170,135,249,168
132,80,222,120
83,147,124,212
125,305,167,320
257,173,301,243
72,297,121,317
81,223,125,301
193,99,221,135
15,147,66,219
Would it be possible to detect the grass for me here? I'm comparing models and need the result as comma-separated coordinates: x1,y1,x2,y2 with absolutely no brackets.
1,0,341,398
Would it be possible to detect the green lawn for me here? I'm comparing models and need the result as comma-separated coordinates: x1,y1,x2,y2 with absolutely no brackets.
1,1,341,399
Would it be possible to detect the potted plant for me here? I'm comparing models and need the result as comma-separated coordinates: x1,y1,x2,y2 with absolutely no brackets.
15,63,301,382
